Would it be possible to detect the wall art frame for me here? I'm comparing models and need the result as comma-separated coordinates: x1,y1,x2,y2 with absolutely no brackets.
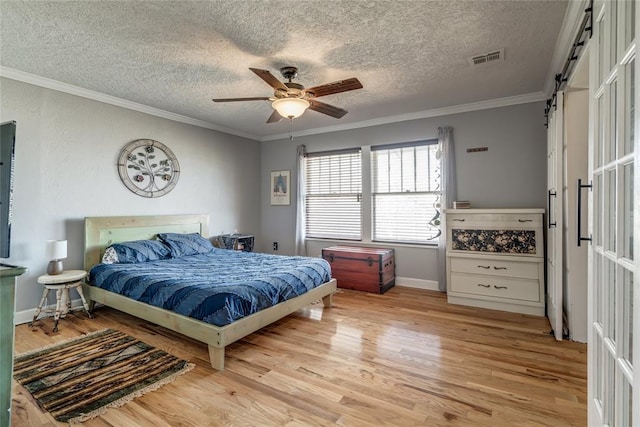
117,139,180,198
270,170,290,206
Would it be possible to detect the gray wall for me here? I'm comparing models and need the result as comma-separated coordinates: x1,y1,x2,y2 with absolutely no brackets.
260,101,547,283
1,75,546,315
1,77,262,314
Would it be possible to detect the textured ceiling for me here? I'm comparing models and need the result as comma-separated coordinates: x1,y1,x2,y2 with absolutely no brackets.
0,1,568,140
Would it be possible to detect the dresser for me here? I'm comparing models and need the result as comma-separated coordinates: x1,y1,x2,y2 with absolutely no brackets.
321,246,395,294
1,264,26,426
444,209,545,316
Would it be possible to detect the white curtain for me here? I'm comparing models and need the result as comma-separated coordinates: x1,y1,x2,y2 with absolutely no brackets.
295,144,307,256
437,127,456,292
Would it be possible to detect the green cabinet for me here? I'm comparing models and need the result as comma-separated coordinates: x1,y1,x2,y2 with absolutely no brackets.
0,264,26,426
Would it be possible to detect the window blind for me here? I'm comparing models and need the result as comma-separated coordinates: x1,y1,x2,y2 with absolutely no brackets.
371,141,441,243
305,149,362,240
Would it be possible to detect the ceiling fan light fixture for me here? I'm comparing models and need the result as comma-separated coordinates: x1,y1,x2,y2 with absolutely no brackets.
272,98,310,119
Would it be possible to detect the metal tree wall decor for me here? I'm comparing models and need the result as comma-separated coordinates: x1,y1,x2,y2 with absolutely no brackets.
117,139,180,198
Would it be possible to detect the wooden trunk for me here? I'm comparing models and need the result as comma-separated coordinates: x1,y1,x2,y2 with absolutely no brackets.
321,246,395,294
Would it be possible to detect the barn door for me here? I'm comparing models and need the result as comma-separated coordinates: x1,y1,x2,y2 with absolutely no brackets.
547,91,564,341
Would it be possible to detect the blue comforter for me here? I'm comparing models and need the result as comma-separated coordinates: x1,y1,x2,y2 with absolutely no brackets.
89,250,332,327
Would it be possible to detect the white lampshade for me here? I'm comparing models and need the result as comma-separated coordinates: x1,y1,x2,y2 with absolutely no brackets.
46,240,67,260
272,98,310,119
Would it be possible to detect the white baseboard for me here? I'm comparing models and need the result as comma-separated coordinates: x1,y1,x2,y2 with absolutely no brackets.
15,298,84,325
395,277,440,291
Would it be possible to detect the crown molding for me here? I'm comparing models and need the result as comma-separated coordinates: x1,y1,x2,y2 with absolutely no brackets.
260,91,547,142
0,66,260,141
543,0,590,97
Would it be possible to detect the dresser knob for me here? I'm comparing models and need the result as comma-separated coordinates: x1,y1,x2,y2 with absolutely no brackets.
477,284,490,288
494,285,508,289
477,265,490,269
493,266,507,270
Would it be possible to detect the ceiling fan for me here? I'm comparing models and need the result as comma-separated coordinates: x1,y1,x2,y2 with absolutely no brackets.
212,66,363,123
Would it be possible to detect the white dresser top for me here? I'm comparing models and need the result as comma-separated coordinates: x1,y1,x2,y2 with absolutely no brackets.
444,208,545,214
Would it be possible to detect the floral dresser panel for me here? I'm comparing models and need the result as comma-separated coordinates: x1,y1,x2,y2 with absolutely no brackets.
451,229,537,254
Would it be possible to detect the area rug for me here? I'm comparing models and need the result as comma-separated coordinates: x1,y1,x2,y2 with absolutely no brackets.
13,328,194,424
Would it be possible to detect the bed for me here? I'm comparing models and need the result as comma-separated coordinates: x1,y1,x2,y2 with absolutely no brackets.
82,214,337,370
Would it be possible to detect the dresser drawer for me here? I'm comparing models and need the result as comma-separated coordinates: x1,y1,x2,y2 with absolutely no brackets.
447,213,542,228
450,273,540,302
448,228,542,257
450,257,539,279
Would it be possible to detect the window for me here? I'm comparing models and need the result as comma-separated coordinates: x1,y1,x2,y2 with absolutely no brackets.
371,140,441,243
305,149,362,240
303,141,441,245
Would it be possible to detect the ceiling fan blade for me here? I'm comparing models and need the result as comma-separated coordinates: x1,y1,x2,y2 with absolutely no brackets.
266,110,283,123
212,97,270,102
308,100,348,119
249,68,288,91
305,78,363,98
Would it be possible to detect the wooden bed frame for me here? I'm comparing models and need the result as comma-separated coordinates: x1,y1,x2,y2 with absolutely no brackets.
83,214,337,370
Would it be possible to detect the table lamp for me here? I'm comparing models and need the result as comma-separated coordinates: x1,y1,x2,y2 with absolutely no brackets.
46,240,67,275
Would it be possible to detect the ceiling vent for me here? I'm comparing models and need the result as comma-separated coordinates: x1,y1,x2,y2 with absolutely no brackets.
468,49,504,67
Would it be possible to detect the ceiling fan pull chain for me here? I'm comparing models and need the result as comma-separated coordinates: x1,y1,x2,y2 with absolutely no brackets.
289,118,294,141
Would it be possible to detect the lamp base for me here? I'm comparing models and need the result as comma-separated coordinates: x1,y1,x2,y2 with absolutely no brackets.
47,260,64,275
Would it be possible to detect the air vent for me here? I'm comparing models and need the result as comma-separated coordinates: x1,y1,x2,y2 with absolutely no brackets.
468,49,504,67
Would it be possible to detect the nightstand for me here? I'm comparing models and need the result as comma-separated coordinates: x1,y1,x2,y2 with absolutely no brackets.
31,269,93,332
214,234,254,252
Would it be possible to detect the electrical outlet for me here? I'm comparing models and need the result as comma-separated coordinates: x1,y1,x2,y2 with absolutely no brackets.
273,242,278,251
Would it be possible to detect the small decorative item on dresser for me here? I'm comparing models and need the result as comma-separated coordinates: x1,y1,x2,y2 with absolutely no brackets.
322,246,395,294
45,240,67,275
452,201,471,209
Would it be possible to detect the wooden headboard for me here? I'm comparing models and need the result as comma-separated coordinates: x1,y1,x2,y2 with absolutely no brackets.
84,214,209,270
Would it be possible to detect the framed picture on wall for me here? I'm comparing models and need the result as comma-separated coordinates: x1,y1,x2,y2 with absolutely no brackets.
270,170,290,205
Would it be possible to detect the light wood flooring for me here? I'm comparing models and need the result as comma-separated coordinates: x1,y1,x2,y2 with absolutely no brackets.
11,287,587,426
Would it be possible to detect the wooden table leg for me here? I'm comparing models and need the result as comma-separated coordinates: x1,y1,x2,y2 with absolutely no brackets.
52,288,63,332
64,287,72,314
29,288,49,326
75,284,94,318
59,288,70,319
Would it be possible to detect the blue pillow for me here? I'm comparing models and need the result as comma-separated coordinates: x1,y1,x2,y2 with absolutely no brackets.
106,239,171,264
157,232,214,257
